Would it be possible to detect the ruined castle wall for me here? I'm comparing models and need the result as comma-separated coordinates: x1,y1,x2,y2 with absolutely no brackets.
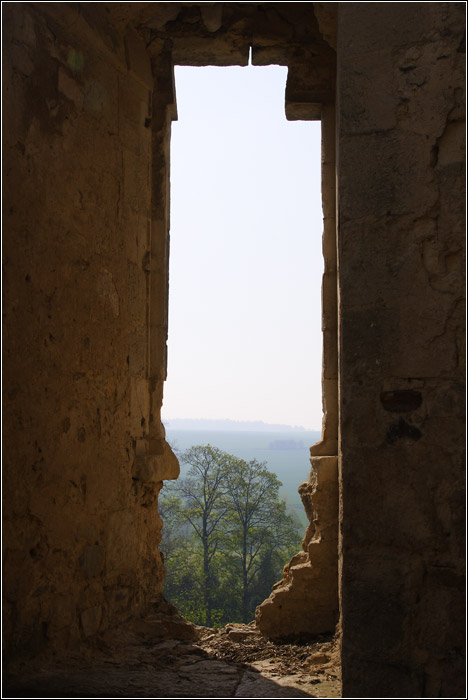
337,3,465,696
3,4,466,697
2,3,177,657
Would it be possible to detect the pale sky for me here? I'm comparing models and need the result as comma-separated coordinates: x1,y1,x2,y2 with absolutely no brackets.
162,64,324,431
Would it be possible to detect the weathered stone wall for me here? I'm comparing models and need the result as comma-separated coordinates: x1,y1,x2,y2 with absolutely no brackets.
337,3,465,696
3,2,177,659
3,3,465,698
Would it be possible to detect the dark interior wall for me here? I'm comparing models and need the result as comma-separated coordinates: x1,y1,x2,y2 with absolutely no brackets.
2,3,176,657
337,3,465,696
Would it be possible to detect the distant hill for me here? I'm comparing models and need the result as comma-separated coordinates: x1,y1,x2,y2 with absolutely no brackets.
163,418,310,432
268,439,305,450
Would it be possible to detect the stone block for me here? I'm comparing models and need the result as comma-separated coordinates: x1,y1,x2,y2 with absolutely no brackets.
394,41,465,139
322,328,338,381
79,545,104,578
6,40,35,78
339,131,438,222
149,271,167,327
123,147,151,213
149,329,168,381
58,67,83,106
106,510,140,574
127,335,147,377
125,215,150,266
144,4,182,30
130,378,150,435
200,4,223,33
80,605,102,637
150,219,168,263
132,440,180,483
172,35,249,67
338,2,441,55
339,49,396,134
96,268,120,319
126,261,147,325
321,271,337,330
321,163,336,220
437,121,465,166
124,27,153,88
5,3,37,47
107,586,132,618
307,652,330,667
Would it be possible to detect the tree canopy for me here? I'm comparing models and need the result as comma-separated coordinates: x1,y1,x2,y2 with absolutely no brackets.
159,444,301,626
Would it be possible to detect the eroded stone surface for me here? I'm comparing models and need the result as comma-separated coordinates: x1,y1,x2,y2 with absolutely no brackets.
256,457,338,640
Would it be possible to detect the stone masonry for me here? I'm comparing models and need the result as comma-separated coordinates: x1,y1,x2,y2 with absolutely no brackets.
2,3,465,698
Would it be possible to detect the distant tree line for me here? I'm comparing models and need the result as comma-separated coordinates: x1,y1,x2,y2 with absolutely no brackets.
159,445,302,627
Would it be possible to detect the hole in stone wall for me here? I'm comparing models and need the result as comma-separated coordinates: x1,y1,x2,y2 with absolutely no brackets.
160,64,324,627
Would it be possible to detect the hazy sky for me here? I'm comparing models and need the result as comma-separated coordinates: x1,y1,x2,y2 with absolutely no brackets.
162,64,323,430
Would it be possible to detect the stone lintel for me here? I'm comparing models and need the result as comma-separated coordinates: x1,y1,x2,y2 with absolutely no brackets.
285,59,335,121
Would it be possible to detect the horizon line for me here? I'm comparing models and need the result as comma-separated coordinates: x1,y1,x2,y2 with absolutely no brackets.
162,417,322,431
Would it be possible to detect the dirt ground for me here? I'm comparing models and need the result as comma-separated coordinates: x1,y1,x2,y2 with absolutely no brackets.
4,609,341,698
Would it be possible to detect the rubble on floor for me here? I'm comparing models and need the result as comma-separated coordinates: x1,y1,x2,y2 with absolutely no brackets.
4,610,341,698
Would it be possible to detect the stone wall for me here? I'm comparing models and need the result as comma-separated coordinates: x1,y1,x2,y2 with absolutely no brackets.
337,3,465,696
3,2,178,658
2,3,465,698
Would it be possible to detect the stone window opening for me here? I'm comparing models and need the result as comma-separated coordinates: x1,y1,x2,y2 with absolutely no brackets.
4,3,465,697
160,58,326,628
148,19,339,642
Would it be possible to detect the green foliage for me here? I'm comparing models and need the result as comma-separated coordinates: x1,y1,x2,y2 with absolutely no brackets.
159,444,302,626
